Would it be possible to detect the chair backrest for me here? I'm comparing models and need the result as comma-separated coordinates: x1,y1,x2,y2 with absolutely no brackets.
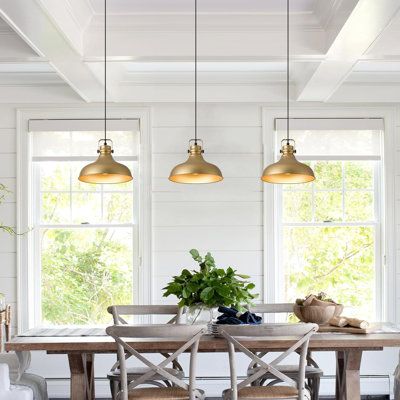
219,323,318,400
247,303,293,314
106,324,206,400
107,305,184,325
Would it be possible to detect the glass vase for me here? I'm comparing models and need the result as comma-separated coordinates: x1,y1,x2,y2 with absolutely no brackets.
0,293,5,311
185,304,216,325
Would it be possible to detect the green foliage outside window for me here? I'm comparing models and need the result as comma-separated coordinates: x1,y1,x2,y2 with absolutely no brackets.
39,162,134,326
41,228,133,325
283,161,377,320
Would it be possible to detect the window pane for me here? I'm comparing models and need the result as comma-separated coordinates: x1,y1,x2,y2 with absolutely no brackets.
345,191,374,221
345,161,374,189
71,193,102,224
283,192,312,222
283,226,375,320
315,192,343,222
41,228,133,325
41,193,70,224
314,161,342,190
40,163,70,191
103,193,133,223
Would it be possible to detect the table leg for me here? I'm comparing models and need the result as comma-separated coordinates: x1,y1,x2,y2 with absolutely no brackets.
335,350,363,400
336,351,345,399
68,353,95,400
86,354,95,400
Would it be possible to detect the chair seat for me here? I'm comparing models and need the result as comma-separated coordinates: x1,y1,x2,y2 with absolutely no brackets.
223,386,300,399
128,387,204,399
248,365,323,379
108,367,184,382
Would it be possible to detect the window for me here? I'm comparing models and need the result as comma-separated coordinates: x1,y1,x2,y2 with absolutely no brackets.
28,119,140,326
275,118,383,320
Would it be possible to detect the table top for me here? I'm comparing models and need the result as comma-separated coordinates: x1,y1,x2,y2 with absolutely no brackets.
6,328,400,354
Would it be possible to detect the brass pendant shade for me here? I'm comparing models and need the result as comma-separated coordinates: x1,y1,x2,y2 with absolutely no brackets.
79,142,133,184
261,0,315,184
169,0,223,184
78,0,132,185
169,142,223,184
261,142,315,184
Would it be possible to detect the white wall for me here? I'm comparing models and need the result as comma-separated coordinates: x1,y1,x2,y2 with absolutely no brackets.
0,100,400,397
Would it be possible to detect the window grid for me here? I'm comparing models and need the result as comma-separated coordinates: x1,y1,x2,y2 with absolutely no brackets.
282,160,376,225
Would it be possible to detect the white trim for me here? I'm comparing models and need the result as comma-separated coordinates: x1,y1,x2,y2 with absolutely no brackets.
262,105,397,323
275,117,385,131
28,118,140,132
17,106,152,332
32,156,138,162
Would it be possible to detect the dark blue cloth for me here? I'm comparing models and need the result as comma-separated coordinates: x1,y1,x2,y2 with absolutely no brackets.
216,306,262,325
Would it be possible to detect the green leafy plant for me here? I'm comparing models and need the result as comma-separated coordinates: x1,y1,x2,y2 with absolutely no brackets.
0,184,16,235
163,249,257,309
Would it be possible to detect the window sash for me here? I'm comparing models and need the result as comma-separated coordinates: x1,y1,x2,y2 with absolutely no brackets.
276,157,382,320
32,147,138,326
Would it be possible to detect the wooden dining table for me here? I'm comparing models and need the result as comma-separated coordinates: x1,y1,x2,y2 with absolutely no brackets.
6,325,400,400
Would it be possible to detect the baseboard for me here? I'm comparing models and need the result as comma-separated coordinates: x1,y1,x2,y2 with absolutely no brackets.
46,375,392,398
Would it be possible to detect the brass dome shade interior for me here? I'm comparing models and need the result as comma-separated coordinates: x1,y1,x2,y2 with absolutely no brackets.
262,141,315,184
79,141,133,184
169,141,223,184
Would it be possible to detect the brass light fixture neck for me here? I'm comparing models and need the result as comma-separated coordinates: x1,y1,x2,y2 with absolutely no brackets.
280,143,296,155
188,143,204,155
98,143,113,154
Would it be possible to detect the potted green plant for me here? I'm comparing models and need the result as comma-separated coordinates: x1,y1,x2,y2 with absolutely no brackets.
163,249,257,324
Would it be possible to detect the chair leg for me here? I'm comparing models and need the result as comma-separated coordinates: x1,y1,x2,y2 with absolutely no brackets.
109,380,119,400
311,377,320,400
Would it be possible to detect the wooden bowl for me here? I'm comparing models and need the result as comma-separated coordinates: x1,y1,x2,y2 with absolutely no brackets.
308,298,344,318
293,304,336,325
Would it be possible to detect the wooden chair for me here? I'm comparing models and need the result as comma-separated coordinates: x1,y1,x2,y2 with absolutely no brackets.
106,324,207,400
106,305,185,399
220,323,318,400
246,304,323,400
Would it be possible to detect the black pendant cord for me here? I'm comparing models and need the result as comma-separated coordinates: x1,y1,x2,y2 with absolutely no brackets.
286,0,290,145
194,0,198,145
104,0,107,144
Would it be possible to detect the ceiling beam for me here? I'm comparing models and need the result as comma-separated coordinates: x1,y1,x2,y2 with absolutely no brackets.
295,0,400,102
0,0,104,102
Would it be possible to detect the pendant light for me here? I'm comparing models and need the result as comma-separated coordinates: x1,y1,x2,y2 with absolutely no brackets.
169,0,223,184
79,0,132,184
261,0,315,184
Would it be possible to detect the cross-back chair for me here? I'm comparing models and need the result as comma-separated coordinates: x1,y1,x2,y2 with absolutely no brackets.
106,324,207,400
246,304,322,400
107,305,185,399
220,323,318,400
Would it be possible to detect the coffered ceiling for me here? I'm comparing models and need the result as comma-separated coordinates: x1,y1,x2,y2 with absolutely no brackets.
0,0,400,103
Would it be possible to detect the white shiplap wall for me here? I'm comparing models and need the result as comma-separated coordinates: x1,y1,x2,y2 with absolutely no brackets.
0,106,17,335
151,103,264,305
0,101,399,397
